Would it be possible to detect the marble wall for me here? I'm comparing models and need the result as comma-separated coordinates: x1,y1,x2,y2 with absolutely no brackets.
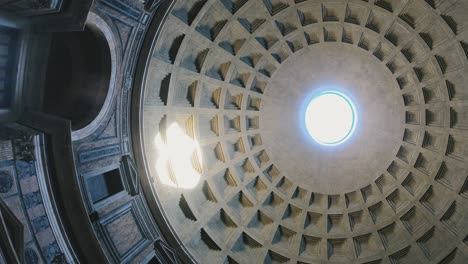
0,0,187,263
0,124,65,264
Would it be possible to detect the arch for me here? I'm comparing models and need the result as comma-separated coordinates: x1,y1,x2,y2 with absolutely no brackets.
42,12,119,139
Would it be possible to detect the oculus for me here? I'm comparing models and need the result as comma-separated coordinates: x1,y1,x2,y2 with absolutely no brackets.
305,91,357,146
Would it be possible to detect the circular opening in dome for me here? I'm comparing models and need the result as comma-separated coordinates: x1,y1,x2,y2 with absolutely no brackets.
305,91,357,146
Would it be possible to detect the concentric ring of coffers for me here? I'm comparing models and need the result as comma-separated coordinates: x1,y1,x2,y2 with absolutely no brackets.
139,0,468,263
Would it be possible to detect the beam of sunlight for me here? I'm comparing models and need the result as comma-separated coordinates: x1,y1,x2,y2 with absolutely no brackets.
155,122,202,189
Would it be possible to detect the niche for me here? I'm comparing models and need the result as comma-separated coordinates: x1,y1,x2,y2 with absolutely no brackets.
86,168,124,204
43,25,111,130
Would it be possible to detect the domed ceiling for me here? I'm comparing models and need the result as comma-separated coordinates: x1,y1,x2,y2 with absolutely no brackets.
138,0,468,263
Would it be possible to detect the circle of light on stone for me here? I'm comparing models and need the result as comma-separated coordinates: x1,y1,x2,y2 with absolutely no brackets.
305,91,357,146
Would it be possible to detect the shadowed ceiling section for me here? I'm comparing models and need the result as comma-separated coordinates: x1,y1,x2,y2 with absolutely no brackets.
43,25,111,130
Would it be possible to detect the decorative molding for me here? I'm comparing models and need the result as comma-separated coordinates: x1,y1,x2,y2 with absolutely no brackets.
72,11,121,141
121,155,139,196
78,144,121,164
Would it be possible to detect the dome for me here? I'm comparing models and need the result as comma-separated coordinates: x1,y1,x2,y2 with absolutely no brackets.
135,0,468,263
